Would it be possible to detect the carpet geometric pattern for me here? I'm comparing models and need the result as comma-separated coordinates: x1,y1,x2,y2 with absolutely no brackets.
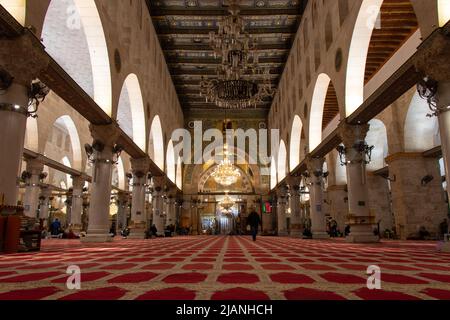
0,236,449,300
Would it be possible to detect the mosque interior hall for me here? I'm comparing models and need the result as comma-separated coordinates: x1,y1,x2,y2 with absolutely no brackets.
1,0,450,301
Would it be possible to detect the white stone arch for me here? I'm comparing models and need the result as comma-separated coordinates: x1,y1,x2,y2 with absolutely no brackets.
176,156,182,190
289,115,303,171
309,73,331,151
277,140,287,183
149,115,164,171
0,0,26,25
42,0,112,115
270,156,277,190
166,139,176,183
366,119,388,171
404,92,440,152
61,156,72,188
117,74,146,151
25,117,39,152
345,0,384,116
57,116,82,170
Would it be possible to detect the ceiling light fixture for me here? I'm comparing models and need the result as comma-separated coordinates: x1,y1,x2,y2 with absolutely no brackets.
199,0,276,109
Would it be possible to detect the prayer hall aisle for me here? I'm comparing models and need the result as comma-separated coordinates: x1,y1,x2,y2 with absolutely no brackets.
0,236,450,300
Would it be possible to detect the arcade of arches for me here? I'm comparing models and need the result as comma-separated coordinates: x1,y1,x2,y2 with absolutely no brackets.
1,0,450,300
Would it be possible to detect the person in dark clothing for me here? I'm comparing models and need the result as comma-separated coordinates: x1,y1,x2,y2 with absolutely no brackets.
440,219,448,240
247,209,261,241
50,219,61,236
344,225,351,237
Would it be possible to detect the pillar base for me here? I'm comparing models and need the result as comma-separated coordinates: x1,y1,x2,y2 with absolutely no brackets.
278,231,288,237
312,232,330,239
128,228,147,239
81,233,113,243
346,233,380,243
290,230,303,238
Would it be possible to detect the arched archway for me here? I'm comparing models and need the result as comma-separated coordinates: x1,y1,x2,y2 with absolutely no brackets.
117,74,146,151
277,140,287,183
45,116,82,171
176,156,182,190
309,73,331,151
404,92,440,152
166,139,176,183
346,0,384,116
366,119,388,171
116,156,126,190
42,0,112,115
0,0,26,25
289,115,303,171
61,156,72,188
270,156,277,190
346,0,420,116
149,116,164,171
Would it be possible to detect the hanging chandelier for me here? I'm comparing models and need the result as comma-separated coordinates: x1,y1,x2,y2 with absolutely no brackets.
211,145,241,186
199,0,276,109
219,193,235,211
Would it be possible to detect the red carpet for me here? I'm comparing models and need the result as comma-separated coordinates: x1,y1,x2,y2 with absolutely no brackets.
0,236,449,300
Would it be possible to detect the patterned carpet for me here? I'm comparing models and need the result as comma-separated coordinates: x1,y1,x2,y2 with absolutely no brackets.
0,236,449,300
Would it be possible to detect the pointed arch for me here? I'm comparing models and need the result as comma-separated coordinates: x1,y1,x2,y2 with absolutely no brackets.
176,156,183,190
277,140,287,183
270,156,277,190
309,73,331,151
52,116,82,171
117,74,146,151
166,139,176,183
42,0,112,115
289,115,303,171
149,115,164,171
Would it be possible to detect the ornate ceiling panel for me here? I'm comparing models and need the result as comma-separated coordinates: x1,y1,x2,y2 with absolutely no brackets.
146,0,307,116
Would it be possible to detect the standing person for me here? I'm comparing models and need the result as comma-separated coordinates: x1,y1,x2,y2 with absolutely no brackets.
247,208,261,242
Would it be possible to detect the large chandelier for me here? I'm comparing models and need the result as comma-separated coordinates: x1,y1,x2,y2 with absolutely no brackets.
219,193,236,211
211,145,241,186
199,0,275,109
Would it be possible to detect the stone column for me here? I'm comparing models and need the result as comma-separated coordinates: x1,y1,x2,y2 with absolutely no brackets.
166,195,177,227
70,176,84,233
39,187,52,226
306,156,329,239
191,198,200,235
0,33,49,206
152,176,166,236
386,153,447,240
326,185,348,233
82,124,120,243
338,122,379,243
287,176,303,237
128,158,150,239
366,172,394,235
22,159,44,218
276,187,288,236
116,192,129,232
414,24,450,201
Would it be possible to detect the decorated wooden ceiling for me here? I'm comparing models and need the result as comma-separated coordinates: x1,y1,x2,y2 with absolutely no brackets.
146,0,307,117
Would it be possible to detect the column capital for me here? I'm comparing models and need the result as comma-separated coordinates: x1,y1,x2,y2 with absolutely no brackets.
414,24,450,83
130,158,150,177
152,176,166,192
71,176,85,190
305,155,325,173
0,31,50,86
286,175,301,189
89,123,121,148
337,122,370,149
25,158,44,175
